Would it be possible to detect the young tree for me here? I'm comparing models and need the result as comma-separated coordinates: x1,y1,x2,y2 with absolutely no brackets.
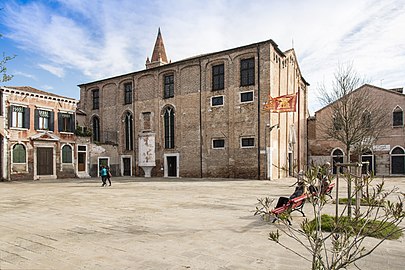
255,165,405,270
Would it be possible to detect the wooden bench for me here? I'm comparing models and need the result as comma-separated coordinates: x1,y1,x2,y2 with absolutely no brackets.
271,193,308,225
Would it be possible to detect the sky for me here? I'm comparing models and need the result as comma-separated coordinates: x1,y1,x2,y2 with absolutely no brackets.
1,0,405,113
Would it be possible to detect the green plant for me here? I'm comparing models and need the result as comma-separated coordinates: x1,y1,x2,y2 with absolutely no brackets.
257,165,405,270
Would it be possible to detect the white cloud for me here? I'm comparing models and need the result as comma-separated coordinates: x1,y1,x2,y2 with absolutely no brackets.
2,0,405,113
13,71,37,80
38,64,65,78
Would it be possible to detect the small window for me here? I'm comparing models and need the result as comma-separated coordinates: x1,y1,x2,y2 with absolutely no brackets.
78,146,86,151
164,74,174,98
212,64,224,90
92,89,99,110
240,58,255,86
62,145,73,163
212,139,225,149
211,96,224,107
10,105,30,129
13,144,26,163
393,107,403,127
241,137,255,148
240,91,254,103
143,112,151,130
58,113,74,133
35,109,54,131
124,83,132,104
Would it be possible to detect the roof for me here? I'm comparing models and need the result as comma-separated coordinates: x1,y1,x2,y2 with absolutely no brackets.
1,86,78,103
314,84,405,115
78,38,299,87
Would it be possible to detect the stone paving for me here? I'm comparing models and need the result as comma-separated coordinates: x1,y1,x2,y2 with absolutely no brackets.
0,176,404,270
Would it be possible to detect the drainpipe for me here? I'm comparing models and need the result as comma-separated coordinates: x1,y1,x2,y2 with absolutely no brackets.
199,58,203,178
257,45,261,179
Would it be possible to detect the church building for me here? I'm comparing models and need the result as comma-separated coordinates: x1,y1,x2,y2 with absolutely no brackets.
78,29,309,179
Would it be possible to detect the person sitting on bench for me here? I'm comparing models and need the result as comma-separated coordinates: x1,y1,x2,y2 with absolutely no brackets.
275,181,307,208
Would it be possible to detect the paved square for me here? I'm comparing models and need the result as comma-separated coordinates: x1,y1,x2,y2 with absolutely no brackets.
0,177,404,269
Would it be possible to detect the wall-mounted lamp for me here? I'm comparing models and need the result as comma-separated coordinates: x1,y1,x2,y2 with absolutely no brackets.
267,123,279,131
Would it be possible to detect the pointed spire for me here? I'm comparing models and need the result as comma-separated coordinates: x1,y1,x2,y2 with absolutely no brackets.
151,27,168,63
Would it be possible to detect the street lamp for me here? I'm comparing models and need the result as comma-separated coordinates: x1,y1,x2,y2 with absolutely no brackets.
265,123,279,180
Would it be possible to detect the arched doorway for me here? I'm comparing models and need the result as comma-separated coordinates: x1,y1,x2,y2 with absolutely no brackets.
361,149,374,174
391,146,405,174
332,149,344,174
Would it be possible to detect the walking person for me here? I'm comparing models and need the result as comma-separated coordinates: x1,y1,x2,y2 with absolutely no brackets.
100,165,108,187
106,166,112,186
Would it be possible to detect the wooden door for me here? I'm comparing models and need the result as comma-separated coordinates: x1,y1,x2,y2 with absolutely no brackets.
37,148,53,175
78,152,86,171
167,156,177,177
123,158,131,176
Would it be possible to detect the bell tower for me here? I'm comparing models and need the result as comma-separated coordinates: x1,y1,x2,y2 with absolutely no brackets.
146,28,169,69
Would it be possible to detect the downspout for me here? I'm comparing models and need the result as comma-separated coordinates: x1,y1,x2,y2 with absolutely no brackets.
199,58,203,178
257,45,261,179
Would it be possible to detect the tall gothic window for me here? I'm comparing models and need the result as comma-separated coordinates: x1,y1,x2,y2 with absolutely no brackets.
92,116,100,142
164,74,174,98
125,112,133,150
393,106,403,127
92,89,99,109
124,83,132,104
164,107,175,148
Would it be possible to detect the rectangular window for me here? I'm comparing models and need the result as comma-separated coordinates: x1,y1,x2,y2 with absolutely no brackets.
164,74,174,98
58,113,74,132
38,110,49,130
143,112,151,130
124,83,132,104
212,64,224,90
11,106,25,128
241,137,255,148
211,96,224,107
92,89,99,109
240,91,254,103
10,106,30,129
212,139,225,149
240,58,255,86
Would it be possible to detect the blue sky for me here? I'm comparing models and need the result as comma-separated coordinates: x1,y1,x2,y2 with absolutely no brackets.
1,0,404,113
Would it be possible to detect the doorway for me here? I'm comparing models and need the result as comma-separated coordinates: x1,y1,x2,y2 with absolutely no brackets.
123,157,131,176
37,147,53,175
164,153,179,177
78,145,87,172
332,149,344,174
98,157,110,177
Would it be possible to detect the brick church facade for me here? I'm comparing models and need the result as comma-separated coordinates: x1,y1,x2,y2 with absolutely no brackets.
78,30,309,179
308,84,405,175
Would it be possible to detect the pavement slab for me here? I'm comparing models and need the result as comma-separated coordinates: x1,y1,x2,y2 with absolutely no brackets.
0,176,404,269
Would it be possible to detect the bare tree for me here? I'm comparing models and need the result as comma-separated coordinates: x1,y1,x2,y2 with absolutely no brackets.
318,63,388,163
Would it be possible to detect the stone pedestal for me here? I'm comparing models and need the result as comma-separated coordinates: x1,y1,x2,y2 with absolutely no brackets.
138,133,156,178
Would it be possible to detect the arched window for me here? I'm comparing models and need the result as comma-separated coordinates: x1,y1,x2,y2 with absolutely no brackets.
164,107,175,148
361,149,374,174
62,145,73,163
125,112,133,150
13,144,26,163
361,110,371,129
333,113,343,131
393,106,403,127
92,116,100,142
332,149,344,174
390,146,405,174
